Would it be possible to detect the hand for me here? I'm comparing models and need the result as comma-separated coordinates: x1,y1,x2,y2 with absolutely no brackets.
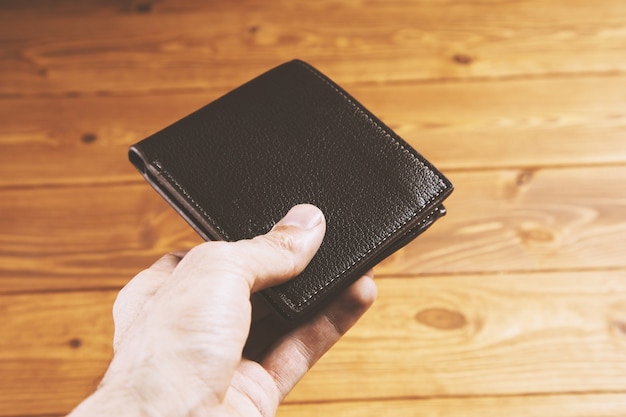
68,204,376,417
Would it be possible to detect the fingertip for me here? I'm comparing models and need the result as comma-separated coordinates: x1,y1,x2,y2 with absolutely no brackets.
244,205,327,292
274,204,325,231
351,273,378,312
255,273,377,400
149,252,184,273
324,274,377,336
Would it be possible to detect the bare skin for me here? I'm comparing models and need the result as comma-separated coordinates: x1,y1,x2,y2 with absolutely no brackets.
67,204,376,417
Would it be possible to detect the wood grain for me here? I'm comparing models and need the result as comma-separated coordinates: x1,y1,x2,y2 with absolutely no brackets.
3,271,626,416
0,183,200,293
1,74,626,188
278,393,626,417
0,291,114,416
2,0,626,96
11,393,626,417
378,165,626,275
290,271,626,401
1,166,624,293
2,0,626,416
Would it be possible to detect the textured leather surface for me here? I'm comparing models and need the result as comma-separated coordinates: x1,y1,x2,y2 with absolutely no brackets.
129,59,453,323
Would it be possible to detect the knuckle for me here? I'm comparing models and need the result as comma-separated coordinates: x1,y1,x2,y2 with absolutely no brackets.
112,272,142,312
254,232,300,274
265,231,298,253
183,241,253,281
185,240,235,263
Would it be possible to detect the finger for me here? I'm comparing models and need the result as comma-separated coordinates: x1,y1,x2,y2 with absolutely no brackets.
243,295,291,361
245,269,377,361
238,204,326,292
259,272,377,400
173,204,325,294
112,252,182,348
115,252,181,310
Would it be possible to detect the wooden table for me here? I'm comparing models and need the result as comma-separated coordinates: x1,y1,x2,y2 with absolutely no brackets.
1,1,626,416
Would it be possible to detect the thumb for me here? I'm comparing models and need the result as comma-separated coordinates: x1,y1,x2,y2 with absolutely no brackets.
234,204,326,293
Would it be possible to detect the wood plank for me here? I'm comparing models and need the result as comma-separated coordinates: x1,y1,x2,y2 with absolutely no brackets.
2,2,624,417
0,93,207,187
378,165,626,275
2,75,626,187
278,394,626,417
0,290,115,416
0,93,210,186
290,271,626,401
1,165,625,293
2,0,626,96
3,271,626,415
0,183,202,293
12,393,626,417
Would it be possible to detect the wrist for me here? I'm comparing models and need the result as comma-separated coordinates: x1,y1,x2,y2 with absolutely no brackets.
68,359,185,417
67,383,152,417
68,350,215,417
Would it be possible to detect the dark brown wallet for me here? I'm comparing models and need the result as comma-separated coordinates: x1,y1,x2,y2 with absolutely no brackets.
129,59,453,323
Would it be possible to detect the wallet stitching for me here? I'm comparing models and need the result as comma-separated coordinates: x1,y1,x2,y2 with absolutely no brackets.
155,160,231,240
295,61,448,193
277,206,443,312
274,61,450,310
148,61,449,315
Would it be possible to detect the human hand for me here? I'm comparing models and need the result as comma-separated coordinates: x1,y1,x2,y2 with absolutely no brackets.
68,204,376,417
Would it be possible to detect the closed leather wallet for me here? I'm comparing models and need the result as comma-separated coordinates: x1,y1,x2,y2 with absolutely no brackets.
129,59,453,323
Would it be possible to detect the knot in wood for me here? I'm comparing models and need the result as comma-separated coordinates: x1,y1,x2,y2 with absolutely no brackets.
416,307,467,330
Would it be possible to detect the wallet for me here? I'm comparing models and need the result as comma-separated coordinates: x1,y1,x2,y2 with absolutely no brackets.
129,59,453,324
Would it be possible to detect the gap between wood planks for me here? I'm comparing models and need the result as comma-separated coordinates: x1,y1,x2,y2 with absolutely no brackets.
1,162,625,191
1,69,625,101
3,266,626,297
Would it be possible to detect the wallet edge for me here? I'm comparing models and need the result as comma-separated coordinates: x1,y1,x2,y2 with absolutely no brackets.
128,59,455,324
